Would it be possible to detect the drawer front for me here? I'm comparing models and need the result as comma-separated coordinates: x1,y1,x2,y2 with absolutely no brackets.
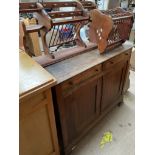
61,64,102,92
103,50,131,70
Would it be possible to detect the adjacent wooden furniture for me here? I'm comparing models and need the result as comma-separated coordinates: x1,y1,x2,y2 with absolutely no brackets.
19,1,90,57
78,0,97,11
19,19,44,57
19,2,133,65
45,41,133,154
19,51,60,155
89,8,134,53
23,18,42,56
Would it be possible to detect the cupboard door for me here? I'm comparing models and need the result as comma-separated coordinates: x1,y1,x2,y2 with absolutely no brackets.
20,89,60,155
57,77,101,148
101,60,128,111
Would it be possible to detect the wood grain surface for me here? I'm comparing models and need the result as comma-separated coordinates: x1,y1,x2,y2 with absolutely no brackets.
19,50,56,100
45,41,133,84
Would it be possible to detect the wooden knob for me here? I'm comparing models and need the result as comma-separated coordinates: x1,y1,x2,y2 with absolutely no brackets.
69,81,73,85
110,61,114,64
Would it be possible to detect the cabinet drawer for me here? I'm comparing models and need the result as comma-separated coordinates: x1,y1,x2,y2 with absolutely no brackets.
61,64,102,92
103,50,131,70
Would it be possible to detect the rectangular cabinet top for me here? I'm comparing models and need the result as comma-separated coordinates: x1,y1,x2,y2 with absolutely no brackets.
19,51,56,100
45,41,133,84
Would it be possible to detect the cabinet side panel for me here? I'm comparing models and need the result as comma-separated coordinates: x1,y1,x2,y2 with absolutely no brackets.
20,90,60,155
20,104,54,155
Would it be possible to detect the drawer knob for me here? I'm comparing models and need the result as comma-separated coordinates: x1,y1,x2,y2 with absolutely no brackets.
110,61,114,64
69,81,73,85
95,69,99,72
125,53,129,56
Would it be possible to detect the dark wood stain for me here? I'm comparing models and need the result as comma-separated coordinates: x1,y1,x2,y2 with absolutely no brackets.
49,44,132,154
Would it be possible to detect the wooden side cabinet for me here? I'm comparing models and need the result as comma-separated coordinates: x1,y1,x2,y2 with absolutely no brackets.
19,51,60,155
52,49,131,155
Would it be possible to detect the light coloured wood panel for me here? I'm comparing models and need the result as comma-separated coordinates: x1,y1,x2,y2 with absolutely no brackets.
19,51,56,100
19,50,59,155
23,18,42,56
20,92,46,119
20,89,60,155
20,104,54,155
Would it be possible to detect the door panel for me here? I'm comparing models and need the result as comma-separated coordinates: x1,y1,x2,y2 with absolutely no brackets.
101,61,128,111
58,77,102,147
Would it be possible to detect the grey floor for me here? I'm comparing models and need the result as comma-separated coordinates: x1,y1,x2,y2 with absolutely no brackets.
71,71,135,155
